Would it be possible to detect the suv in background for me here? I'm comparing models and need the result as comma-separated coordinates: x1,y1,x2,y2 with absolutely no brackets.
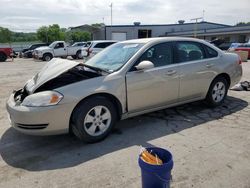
81,40,117,59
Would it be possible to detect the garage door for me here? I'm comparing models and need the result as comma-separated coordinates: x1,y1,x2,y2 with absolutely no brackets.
112,32,127,41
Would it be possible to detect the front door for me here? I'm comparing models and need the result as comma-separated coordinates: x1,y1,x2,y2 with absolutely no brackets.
53,42,66,57
126,42,179,113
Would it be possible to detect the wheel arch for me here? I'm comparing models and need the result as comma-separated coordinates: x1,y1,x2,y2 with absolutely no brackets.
43,52,53,58
69,92,123,128
212,73,231,87
206,73,231,97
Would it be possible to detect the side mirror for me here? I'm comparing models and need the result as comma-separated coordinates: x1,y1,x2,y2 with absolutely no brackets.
135,61,154,71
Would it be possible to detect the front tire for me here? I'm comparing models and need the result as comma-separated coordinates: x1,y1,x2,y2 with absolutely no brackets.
71,97,117,143
42,53,53,61
205,77,229,107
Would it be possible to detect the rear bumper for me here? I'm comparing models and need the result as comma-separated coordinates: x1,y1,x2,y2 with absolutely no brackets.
6,93,72,136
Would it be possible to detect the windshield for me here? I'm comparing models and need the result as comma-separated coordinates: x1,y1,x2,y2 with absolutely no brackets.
85,42,144,72
49,42,57,48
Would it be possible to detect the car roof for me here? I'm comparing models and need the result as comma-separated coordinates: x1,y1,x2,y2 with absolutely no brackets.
120,37,208,44
88,40,117,43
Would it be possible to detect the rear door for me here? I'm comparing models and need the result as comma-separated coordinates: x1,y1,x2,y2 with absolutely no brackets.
126,42,180,113
175,41,219,101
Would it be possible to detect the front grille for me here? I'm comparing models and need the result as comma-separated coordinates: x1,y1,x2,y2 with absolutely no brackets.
16,123,48,130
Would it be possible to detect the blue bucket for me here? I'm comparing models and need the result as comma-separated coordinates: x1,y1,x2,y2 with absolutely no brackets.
138,147,173,188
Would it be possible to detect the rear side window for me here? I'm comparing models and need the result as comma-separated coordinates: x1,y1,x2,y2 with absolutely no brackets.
94,43,106,48
176,42,204,63
204,45,218,58
94,42,115,48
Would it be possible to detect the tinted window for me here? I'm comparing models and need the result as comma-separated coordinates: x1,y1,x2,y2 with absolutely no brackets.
204,45,218,58
176,42,204,63
55,43,64,49
137,42,173,68
94,42,115,48
94,43,106,48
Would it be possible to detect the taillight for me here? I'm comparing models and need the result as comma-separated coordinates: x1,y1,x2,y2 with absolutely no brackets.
86,48,92,56
238,56,242,65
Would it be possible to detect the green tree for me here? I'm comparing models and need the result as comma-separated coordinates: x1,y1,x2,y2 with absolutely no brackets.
37,24,66,43
235,22,250,26
0,27,12,43
65,31,91,43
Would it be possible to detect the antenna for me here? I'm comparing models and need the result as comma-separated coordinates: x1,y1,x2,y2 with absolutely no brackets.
190,17,203,38
109,3,113,26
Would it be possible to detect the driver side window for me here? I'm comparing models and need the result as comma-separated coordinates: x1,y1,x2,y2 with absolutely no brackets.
130,42,173,71
55,43,64,49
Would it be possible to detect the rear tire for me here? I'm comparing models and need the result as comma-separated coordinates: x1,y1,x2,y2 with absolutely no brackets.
205,77,229,107
0,52,7,62
71,96,117,143
42,53,52,61
76,50,82,59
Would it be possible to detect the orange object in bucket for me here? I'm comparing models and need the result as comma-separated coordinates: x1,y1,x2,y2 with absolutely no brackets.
140,147,163,165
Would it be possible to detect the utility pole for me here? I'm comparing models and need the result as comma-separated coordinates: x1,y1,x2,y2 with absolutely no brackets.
190,17,203,38
202,10,205,21
109,3,113,26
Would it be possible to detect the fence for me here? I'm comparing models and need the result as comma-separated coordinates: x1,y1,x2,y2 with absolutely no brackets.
0,42,41,52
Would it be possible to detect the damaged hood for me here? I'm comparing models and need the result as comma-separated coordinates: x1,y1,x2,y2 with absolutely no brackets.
26,58,80,93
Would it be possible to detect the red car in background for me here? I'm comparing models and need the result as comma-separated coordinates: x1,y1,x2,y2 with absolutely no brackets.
0,48,13,62
234,43,250,59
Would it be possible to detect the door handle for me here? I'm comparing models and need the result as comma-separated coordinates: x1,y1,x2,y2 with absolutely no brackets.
165,70,177,76
206,63,214,68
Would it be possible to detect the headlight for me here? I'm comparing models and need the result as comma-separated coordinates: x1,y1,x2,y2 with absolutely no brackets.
21,91,63,107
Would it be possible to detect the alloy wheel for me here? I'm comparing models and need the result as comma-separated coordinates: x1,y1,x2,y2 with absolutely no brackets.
83,105,112,136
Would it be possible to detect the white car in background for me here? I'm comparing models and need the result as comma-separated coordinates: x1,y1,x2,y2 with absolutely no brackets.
34,41,84,61
82,40,117,60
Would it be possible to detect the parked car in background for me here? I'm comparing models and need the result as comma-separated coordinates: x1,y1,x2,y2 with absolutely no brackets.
7,37,242,142
234,43,250,59
33,41,84,61
20,43,49,58
81,40,117,60
228,43,242,51
71,42,87,59
71,42,87,47
0,47,13,62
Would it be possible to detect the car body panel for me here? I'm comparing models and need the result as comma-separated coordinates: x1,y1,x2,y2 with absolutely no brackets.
126,64,179,113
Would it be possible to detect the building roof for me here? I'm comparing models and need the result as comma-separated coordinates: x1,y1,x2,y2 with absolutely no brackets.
167,24,250,37
105,21,231,28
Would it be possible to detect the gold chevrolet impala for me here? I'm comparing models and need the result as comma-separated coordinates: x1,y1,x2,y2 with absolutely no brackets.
6,37,242,142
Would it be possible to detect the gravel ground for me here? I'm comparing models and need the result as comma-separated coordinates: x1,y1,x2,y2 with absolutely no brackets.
0,58,250,188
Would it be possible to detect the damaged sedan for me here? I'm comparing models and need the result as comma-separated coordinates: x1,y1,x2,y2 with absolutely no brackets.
6,37,242,142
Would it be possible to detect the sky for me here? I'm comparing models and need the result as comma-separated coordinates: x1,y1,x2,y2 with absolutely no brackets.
0,0,249,32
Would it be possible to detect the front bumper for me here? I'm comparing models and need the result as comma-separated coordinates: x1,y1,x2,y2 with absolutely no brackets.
6,92,73,136
33,53,43,59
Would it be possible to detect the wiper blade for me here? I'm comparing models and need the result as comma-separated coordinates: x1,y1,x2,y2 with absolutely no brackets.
83,64,110,74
